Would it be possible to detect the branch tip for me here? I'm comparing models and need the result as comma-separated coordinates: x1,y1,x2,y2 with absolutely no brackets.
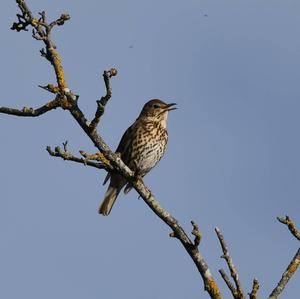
216,227,245,299
89,68,117,131
47,145,105,169
13,0,69,91
63,140,68,151
249,278,259,299
107,67,118,77
169,232,176,238
191,220,201,247
38,84,60,94
50,13,70,28
277,215,300,241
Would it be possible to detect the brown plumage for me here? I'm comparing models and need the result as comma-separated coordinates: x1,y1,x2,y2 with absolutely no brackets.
99,99,176,215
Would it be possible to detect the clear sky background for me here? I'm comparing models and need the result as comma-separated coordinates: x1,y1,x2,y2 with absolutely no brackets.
1,1,300,298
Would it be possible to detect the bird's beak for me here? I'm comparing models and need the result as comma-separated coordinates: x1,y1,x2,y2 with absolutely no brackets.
165,103,177,112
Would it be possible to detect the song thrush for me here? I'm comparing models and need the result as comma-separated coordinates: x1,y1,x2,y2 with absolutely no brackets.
99,99,176,215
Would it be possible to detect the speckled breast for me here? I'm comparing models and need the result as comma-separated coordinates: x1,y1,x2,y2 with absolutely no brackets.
131,122,168,176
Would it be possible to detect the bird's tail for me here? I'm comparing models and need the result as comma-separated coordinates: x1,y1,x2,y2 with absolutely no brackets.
99,186,119,215
99,175,126,215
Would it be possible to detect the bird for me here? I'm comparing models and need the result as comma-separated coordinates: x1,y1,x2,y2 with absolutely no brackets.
99,99,177,215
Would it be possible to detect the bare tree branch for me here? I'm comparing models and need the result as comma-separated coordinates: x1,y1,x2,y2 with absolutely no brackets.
215,227,246,299
0,97,59,117
136,191,222,298
248,278,259,299
219,269,236,296
49,13,70,29
268,248,300,299
46,144,106,170
89,68,118,131
277,216,300,241
13,0,70,91
268,216,300,298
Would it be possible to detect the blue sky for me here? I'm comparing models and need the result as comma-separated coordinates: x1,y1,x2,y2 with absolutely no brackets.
1,1,300,298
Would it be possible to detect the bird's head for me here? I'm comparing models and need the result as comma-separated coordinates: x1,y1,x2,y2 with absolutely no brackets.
139,99,177,127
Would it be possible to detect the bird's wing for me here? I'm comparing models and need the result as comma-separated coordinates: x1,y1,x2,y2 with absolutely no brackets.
115,123,135,155
102,121,138,185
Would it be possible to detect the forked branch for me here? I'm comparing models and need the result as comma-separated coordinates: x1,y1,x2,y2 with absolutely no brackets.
268,216,300,298
89,68,118,131
215,228,246,299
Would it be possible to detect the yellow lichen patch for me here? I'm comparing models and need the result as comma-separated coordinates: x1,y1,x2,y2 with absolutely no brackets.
49,48,68,91
206,278,223,299
95,153,110,167
31,18,39,27
79,151,110,167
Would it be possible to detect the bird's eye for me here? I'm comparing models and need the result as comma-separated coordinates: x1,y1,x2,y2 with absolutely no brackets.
153,104,160,109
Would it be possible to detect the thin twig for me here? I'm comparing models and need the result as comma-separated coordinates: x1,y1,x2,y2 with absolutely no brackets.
89,68,118,131
46,146,106,170
268,248,300,299
13,0,70,91
191,220,202,247
268,216,300,298
248,278,259,299
0,98,59,117
49,13,70,29
277,216,300,241
219,269,236,296
215,227,246,299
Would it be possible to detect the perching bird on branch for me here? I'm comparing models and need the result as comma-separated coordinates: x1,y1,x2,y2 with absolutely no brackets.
99,99,177,215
